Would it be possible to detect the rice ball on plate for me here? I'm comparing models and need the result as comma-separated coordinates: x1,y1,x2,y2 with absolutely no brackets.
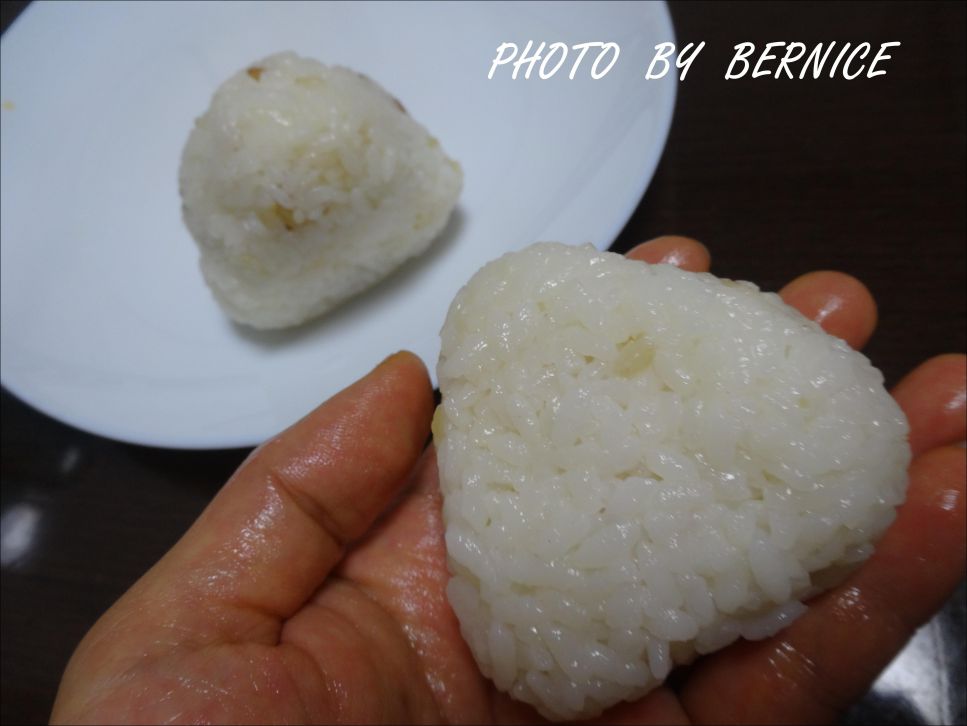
179,52,462,329
434,242,910,721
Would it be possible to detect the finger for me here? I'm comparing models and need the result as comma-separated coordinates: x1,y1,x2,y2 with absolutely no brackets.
779,271,877,350
589,687,690,725
891,353,966,456
681,444,966,724
127,352,434,644
328,447,497,723
625,236,711,272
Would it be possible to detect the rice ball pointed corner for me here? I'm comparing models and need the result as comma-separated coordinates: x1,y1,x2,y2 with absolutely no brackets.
434,241,910,721
179,51,462,329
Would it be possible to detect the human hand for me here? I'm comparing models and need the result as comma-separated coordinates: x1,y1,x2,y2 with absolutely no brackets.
51,237,965,724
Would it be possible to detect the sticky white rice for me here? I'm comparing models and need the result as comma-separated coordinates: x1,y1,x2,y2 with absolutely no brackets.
179,52,462,329
434,242,910,720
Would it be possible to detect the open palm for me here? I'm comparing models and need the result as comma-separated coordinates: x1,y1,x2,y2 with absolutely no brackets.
52,238,966,725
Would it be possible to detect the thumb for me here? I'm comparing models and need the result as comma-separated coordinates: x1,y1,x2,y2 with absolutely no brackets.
105,351,434,651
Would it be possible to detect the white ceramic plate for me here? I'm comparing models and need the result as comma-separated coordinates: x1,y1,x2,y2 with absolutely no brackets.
1,1,676,448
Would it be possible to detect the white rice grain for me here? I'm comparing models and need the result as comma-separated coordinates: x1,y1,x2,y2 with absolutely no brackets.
435,243,910,720
180,52,462,328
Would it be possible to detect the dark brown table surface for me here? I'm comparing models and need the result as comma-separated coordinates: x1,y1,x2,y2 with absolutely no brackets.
2,2,964,724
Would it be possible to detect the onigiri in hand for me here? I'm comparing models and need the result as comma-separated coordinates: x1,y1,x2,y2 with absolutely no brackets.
434,242,910,720
179,52,462,329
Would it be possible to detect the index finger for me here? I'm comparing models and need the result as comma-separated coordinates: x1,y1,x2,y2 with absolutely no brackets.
625,236,711,272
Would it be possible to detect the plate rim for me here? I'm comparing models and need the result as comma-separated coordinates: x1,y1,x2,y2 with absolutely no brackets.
0,1,678,449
